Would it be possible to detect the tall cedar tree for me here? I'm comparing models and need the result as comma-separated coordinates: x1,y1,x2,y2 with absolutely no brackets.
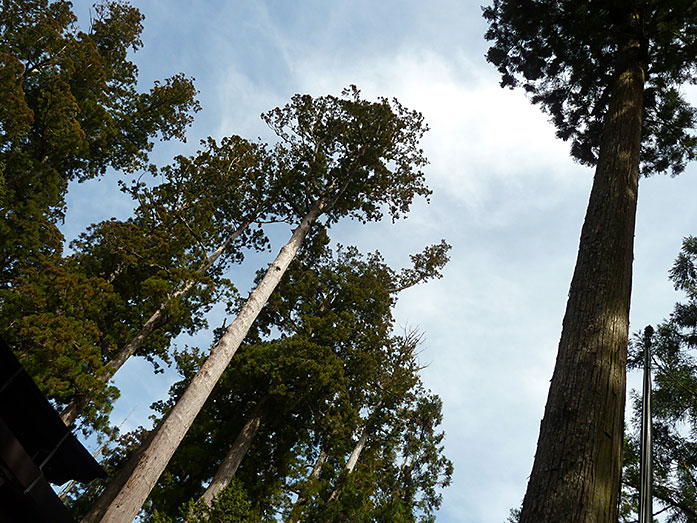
0,0,200,433
79,234,449,521
198,241,450,518
98,87,431,522
297,335,452,523
0,0,199,284
484,2,697,520
620,236,697,522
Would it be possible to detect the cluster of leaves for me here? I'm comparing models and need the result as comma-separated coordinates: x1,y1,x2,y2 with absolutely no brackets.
262,85,431,225
152,481,256,523
621,236,697,521
302,351,453,523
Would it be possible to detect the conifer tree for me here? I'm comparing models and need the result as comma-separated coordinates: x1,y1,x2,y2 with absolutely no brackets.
87,235,449,522
299,333,452,523
484,2,697,520
0,135,274,433
0,0,199,285
97,86,431,522
59,135,276,427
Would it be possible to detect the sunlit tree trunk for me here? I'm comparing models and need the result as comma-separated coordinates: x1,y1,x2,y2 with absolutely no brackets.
328,426,370,503
60,221,251,426
81,429,157,523
99,198,329,523
520,22,645,523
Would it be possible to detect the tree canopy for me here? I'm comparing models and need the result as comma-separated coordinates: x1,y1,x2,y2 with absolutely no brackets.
0,0,200,283
483,0,697,174
484,1,697,520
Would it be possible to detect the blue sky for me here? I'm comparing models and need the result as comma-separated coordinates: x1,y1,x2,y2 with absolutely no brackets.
62,1,697,521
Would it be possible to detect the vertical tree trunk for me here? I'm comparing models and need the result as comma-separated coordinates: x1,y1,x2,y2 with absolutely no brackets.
288,449,328,523
519,22,645,523
200,397,269,506
60,221,251,427
99,200,328,523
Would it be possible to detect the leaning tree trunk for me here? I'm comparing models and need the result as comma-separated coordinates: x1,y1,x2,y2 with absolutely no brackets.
200,396,270,506
519,24,645,523
99,198,330,523
288,448,328,523
60,221,251,427
327,425,370,503
81,428,158,523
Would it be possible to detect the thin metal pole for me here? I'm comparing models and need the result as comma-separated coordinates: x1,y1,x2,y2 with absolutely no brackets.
638,325,654,523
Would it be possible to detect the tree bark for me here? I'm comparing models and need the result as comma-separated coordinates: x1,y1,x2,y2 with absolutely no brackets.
60,221,251,427
288,449,328,523
328,426,370,503
519,20,645,523
99,199,328,523
200,397,269,507
81,428,157,523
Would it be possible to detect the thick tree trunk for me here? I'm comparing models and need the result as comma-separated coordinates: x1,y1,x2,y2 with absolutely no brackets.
519,25,645,523
60,221,250,427
99,200,327,523
288,449,328,523
200,398,269,506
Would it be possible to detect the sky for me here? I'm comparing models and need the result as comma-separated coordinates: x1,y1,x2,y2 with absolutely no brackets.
61,1,697,521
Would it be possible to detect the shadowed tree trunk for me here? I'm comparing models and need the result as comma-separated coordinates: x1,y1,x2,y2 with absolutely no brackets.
289,449,328,523
81,429,158,523
200,396,270,506
519,22,645,523
328,425,370,503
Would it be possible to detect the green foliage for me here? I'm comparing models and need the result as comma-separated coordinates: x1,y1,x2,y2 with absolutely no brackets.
298,334,452,523
0,0,200,283
0,257,121,432
151,480,255,523
0,133,292,433
132,236,451,521
263,85,431,225
483,0,697,175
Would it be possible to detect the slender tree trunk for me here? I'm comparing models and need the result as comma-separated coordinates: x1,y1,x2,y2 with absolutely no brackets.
288,449,328,523
60,221,251,427
519,19,645,523
81,428,158,523
344,429,369,474
99,199,329,523
328,426,370,503
200,397,269,506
